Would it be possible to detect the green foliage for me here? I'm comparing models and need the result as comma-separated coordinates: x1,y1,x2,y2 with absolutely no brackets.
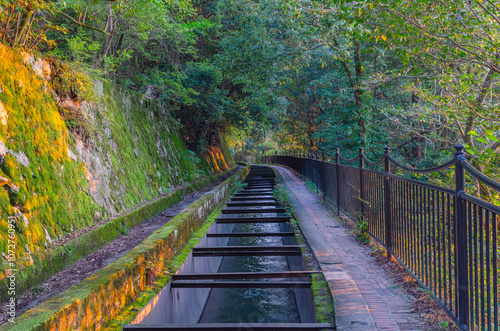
66,35,100,63
355,213,370,245
230,181,247,195
272,184,290,206
305,180,319,194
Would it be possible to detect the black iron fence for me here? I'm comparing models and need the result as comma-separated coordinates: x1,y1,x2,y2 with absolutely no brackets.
262,146,499,331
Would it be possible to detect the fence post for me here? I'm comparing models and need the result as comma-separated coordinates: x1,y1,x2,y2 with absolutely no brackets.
314,150,319,194
359,147,365,222
454,144,469,331
384,146,392,260
335,148,340,216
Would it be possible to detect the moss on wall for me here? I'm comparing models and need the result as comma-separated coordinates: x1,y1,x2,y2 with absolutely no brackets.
0,45,233,287
0,45,101,273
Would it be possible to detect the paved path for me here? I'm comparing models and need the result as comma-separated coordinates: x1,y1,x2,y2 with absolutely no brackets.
273,166,424,331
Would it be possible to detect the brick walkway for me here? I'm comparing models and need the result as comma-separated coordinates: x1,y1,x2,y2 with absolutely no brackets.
274,166,424,331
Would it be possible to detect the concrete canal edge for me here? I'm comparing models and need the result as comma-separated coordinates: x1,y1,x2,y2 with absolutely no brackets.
1,164,250,331
0,165,239,300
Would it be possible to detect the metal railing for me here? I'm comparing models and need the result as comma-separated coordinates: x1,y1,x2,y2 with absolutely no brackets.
262,146,499,331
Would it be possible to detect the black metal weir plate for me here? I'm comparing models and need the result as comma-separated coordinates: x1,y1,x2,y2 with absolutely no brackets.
124,166,334,331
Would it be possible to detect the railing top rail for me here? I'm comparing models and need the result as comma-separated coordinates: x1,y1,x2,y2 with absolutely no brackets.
267,143,500,194
388,156,455,174
361,154,385,167
459,158,500,192
461,191,500,214
337,153,359,163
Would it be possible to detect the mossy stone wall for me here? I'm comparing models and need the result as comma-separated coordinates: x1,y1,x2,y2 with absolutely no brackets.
0,45,232,288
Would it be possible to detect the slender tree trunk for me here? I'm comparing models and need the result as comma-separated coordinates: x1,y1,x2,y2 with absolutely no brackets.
332,35,366,139
353,41,365,137
95,5,117,68
464,67,495,144
13,9,34,46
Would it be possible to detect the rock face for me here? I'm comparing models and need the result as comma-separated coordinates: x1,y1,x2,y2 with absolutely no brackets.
0,139,7,156
13,150,30,168
0,101,7,126
21,52,52,81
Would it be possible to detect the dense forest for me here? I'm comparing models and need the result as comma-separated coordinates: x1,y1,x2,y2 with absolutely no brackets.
2,0,499,194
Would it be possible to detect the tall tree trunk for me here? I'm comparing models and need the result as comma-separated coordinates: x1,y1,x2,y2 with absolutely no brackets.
332,35,366,139
96,4,117,67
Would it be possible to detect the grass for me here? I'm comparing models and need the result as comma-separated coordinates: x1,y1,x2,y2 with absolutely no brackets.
311,273,335,324
305,179,319,193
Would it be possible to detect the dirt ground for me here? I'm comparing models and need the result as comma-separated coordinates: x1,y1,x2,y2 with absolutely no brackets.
0,167,240,324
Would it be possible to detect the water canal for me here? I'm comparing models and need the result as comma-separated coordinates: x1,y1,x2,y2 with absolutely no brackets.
124,166,334,330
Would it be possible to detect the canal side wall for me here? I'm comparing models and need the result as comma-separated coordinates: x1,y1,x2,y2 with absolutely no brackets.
1,165,249,331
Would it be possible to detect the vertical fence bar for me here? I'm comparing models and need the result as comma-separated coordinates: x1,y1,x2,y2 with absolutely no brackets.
431,190,438,293
493,213,499,331
384,146,392,260
480,207,485,328
468,201,474,325
454,145,469,330
486,210,492,330
359,148,365,222
335,148,340,216
438,191,443,302
424,187,429,286
315,150,319,195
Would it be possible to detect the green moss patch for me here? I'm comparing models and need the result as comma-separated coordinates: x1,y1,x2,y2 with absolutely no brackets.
311,273,335,324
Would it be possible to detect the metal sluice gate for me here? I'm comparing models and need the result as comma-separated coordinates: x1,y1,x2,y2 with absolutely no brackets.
124,165,334,330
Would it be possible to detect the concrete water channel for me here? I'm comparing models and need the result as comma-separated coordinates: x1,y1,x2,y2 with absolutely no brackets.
124,166,334,330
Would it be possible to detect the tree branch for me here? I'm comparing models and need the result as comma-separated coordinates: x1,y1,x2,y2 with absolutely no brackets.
59,11,110,35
